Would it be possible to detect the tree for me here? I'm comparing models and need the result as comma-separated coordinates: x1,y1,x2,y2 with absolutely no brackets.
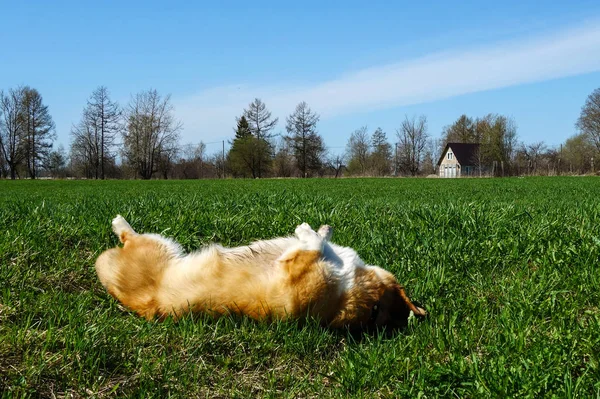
397,115,429,176
345,126,370,175
234,115,252,139
562,133,596,174
70,117,99,178
421,138,441,176
285,101,324,177
326,153,346,178
0,87,26,179
478,114,518,176
122,89,182,179
71,87,121,179
227,133,271,178
273,136,295,177
369,127,392,176
157,144,180,179
542,147,562,176
0,141,5,178
441,115,478,147
520,141,547,175
44,144,68,178
576,88,600,151
86,86,121,179
177,142,206,179
21,87,56,179
243,98,278,178
228,108,275,178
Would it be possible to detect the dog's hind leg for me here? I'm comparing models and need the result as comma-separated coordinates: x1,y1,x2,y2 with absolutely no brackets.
276,223,324,264
317,225,333,241
276,224,335,320
295,223,325,252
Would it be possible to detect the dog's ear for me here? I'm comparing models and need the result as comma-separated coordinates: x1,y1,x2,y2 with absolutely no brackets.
396,285,427,317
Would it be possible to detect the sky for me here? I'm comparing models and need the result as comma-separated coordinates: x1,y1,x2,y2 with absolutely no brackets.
1,0,600,157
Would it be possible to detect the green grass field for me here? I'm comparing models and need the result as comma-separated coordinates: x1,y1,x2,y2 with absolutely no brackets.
1,177,599,398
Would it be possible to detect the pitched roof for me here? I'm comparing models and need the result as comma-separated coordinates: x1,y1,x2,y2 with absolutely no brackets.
437,143,480,166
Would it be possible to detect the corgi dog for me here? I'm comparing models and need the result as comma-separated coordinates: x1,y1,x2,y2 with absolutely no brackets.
95,215,426,331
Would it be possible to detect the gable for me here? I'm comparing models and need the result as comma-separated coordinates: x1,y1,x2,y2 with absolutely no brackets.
437,143,480,167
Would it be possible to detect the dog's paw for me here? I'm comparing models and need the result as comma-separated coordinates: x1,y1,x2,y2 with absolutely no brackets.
317,225,333,241
112,215,134,242
295,222,318,241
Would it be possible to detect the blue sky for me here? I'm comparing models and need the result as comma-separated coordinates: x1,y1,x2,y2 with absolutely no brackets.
2,1,600,157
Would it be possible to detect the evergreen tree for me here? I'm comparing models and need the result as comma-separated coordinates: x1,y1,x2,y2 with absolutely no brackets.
242,98,277,178
228,113,272,178
234,115,252,139
369,127,392,176
44,144,67,178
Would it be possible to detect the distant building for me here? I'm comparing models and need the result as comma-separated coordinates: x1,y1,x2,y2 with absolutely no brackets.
437,143,481,178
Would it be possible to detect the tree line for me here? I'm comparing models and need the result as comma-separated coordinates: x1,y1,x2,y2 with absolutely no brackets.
1,85,600,179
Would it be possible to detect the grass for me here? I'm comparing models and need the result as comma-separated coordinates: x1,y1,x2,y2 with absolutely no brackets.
1,177,599,398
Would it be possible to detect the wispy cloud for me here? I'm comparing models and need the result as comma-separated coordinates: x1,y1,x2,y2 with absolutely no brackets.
174,21,600,143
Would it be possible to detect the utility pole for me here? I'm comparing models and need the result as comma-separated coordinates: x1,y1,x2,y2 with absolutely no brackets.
394,142,398,176
222,140,225,179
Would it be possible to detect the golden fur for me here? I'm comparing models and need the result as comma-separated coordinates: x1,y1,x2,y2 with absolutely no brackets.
95,216,426,330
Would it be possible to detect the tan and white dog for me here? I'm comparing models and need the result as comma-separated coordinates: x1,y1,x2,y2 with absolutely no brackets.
95,215,426,331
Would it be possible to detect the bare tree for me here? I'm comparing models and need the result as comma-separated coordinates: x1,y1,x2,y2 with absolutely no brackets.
273,136,295,177
178,142,206,178
208,151,225,179
0,139,5,178
285,101,324,177
0,87,26,179
70,87,121,179
85,86,121,179
345,126,370,175
397,115,429,176
521,141,547,175
473,145,486,177
327,153,346,178
243,98,278,178
70,118,99,178
122,89,182,179
576,88,600,151
421,138,442,176
157,143,180,179
542,147,562,176
428,138,442,172
21,87,56,179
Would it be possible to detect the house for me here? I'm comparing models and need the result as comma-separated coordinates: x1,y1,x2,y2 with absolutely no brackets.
437,143,481,178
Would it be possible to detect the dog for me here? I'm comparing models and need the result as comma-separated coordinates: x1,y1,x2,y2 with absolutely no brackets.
95,215,426,331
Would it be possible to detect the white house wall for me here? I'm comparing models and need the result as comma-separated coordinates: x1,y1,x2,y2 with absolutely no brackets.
439,148,461,178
